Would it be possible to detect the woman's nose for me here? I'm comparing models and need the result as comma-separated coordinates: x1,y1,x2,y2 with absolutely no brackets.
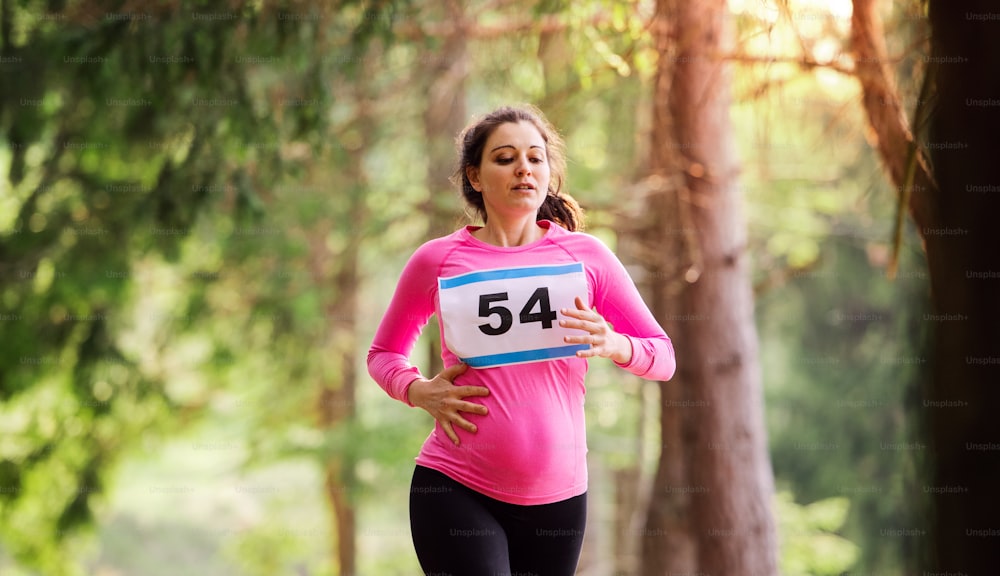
516,159,531,176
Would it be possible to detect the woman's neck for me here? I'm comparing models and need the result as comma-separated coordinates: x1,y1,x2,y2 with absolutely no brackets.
474,217,545,247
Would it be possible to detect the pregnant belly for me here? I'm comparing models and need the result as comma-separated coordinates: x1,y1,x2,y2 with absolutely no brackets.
454,394,586,497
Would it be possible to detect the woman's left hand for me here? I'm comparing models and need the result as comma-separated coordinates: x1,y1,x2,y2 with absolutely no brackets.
560,296,633,365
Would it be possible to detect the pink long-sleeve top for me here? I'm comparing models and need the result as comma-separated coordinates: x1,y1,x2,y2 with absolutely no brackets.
367,220,675,505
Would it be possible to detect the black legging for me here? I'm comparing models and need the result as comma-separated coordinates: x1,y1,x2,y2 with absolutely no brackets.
409,465,587,576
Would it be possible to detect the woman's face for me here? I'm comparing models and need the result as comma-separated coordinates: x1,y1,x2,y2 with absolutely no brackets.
467,121,551,224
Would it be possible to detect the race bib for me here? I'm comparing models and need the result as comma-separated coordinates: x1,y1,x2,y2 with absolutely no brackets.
438,262,590,368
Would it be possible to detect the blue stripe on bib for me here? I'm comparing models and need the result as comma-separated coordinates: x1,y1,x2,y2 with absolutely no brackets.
438,262,584,290
460,344,590,367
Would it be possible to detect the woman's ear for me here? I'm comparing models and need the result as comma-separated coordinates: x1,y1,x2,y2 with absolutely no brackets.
466,165,481,192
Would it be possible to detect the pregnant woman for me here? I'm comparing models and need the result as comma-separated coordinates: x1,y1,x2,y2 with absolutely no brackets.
367,104,676,575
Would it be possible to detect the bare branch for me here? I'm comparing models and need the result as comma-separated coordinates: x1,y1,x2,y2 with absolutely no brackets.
722,53,855,76
851,0,937,233
394,12,611,41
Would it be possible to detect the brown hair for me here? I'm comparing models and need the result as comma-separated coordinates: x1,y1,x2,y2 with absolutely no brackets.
452,105,585,231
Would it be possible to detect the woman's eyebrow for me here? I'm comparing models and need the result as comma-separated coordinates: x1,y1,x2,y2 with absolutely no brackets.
489,144,545,153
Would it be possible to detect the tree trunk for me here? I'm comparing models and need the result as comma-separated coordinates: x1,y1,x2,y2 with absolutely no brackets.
314,221,360,576
317,225,361,575
852,0,1000,571
641,0,778,574
321,392,356,576
538,17,579,131
922,1,1000,572
421,0,467,378
313,92,373,576
613,466,641,574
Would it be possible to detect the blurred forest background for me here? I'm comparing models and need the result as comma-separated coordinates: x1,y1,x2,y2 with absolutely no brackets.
2,0,998,575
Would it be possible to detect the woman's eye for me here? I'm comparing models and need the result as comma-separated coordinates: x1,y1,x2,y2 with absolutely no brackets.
496,157,513,164
530,157,544,163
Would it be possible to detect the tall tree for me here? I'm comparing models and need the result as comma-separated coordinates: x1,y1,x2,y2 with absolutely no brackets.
853,0,1000,571
420,0,467,377
315,100,370,576
640,0,778,574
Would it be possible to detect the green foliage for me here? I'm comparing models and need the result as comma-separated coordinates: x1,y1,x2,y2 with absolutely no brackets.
760,233,930,574
0,0,362,572
222,506,313,576
775,491,860,575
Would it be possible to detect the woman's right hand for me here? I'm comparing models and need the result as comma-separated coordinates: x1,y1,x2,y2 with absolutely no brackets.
406,363,489,446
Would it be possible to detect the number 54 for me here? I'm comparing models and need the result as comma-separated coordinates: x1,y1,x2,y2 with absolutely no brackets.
478,288,558,336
